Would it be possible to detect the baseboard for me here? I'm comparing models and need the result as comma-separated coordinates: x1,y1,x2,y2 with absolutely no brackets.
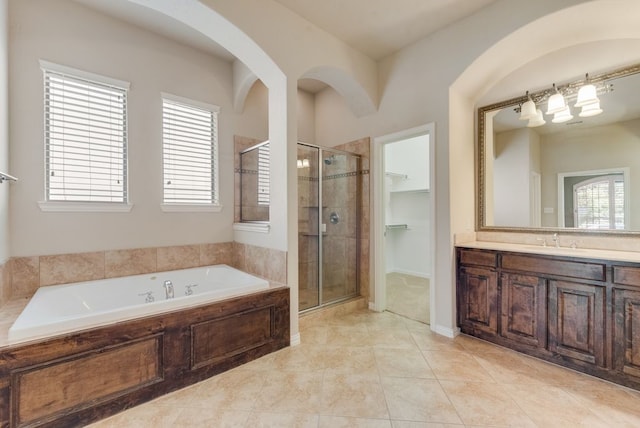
290,332,301,346
431,324,460,338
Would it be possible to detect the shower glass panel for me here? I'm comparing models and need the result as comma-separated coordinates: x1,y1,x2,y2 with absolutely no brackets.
298,143,360,312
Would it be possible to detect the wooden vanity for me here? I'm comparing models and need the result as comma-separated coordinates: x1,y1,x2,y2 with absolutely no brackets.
456,244,640,390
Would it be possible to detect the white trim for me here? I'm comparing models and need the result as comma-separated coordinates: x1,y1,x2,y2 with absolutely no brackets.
290,332,301,346
39,59,130,90
233,222,270,233
432,324,460,338
161,203,222,213
38,201,133,213
368,301,379,311
161,92,220,113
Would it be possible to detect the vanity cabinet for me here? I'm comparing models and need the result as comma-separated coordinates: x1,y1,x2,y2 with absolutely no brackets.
612,266,640,382
457,249,498,335
548,279,606,367
499,273,547,349
456,246,640,390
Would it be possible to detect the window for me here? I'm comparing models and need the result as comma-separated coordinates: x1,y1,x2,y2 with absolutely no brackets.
41,61,129,209
574,174,625,229
257,142,270,206
162,94,220,210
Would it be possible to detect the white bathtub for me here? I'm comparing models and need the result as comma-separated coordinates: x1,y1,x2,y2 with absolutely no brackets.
9,264,270,343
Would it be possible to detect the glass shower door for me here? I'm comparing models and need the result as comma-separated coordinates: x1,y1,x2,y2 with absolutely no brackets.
320,149,360,304
297,145,320,311
297,144,360,311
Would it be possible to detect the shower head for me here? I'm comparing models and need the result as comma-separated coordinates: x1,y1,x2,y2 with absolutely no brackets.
323,155,335,165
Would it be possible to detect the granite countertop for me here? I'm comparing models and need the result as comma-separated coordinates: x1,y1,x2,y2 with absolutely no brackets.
457,241,640,264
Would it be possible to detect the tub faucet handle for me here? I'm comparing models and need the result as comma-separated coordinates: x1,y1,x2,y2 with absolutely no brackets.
185,284,198,296
163,280,175,299
139,291,154,303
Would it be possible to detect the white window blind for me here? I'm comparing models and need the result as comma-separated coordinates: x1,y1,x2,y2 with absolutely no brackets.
43,63,128,203
162,95,219,205
258,143,270,206
574,174,624,230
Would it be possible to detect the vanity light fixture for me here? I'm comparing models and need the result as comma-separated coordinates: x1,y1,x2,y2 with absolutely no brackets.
579,101,603,117
297,159,303,168
519,91,538,121
546,84,566,115
527,108,546,127
302,158,310,168
552,105,574,123
575,74,599,107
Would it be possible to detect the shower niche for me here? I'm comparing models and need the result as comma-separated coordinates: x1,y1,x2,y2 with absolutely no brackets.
297,143,362,311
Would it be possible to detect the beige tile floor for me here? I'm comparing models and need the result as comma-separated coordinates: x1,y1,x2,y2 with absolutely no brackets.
89,309,640,427
386,273,429,324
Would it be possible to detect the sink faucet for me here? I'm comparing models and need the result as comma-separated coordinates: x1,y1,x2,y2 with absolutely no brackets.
163,280,174,299
552,233,560,248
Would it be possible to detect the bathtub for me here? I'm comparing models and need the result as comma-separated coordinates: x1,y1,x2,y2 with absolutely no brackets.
9,264,270,342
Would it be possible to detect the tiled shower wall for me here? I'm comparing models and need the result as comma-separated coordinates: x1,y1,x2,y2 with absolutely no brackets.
335,137,371,301
0,242,286,304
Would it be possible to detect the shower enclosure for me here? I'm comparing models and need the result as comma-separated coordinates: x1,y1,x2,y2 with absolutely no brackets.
297,143,361,311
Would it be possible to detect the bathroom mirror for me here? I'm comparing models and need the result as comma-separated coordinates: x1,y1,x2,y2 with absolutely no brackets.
239,141,270,222
478,62,640,235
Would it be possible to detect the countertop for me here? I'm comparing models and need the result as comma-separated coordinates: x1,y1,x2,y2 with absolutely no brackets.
457,241,640,264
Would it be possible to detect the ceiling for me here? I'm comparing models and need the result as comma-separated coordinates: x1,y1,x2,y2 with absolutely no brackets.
75,0,497,62
272,0,497,60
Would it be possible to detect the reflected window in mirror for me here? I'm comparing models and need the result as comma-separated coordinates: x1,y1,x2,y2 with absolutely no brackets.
477,62,640,235
239,141,270,222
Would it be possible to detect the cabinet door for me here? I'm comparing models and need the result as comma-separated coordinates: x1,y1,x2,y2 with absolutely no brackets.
500,273,547,348
458,266,498,335
613,288,640,380
549,280,606,367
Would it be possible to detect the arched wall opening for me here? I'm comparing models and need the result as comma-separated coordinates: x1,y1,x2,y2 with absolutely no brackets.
447,0,640,328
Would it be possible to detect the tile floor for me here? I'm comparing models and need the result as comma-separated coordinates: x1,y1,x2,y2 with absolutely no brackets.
386,273,429,324
89,309,640,427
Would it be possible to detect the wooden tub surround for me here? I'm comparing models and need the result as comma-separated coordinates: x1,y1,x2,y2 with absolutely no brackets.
456,245,640,391
0,286,289,427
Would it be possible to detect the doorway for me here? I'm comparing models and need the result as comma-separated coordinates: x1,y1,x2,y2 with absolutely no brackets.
374,125,435,325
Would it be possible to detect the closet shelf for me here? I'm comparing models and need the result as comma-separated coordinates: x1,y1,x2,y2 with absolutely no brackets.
385,224,408,230
389,188,429,194
385,172,408,179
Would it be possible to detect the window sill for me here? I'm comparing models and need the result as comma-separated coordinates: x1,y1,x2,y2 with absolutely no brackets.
38,201,134,213
161,203,222,213
233,222,270,233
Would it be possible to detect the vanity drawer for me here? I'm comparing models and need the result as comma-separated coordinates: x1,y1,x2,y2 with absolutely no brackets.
502,254,605,282
458,249,498,268
613,266,640,287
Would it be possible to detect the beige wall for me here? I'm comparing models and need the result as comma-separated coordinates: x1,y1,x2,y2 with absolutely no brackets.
8,0,270,257
540,118,640,229
0,0,8,264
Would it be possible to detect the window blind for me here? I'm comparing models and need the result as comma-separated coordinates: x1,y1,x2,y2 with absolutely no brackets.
44,68,128,203
257,143,270,206
162,96,219,205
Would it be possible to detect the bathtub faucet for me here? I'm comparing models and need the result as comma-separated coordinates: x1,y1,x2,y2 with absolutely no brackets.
163,280,175,299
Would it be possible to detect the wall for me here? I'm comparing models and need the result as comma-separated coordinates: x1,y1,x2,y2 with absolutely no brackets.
540,118,640,229
8,0,268,257
0,0,8,305
494,128,540,227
